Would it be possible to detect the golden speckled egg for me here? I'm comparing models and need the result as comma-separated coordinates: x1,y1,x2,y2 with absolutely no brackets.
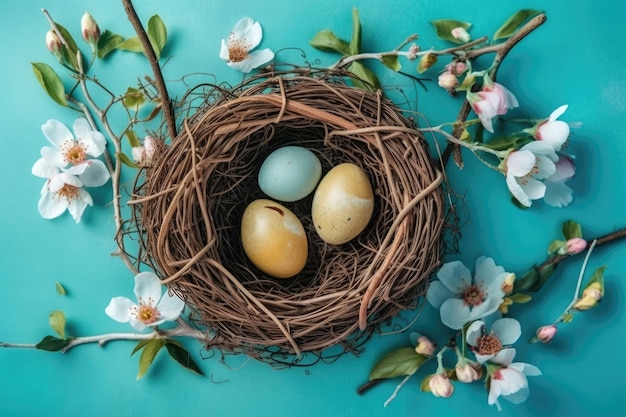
241,199,308,279
311,163,374,245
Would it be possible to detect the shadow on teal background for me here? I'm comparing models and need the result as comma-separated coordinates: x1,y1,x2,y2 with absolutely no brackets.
1,1,624,416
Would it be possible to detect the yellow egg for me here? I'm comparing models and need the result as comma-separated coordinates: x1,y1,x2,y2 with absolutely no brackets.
311,163,374,245
241,199,308,279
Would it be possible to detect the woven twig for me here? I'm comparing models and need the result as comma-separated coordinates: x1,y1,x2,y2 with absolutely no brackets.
131,73,445,359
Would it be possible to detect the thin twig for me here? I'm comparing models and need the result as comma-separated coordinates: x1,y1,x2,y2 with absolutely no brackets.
121,0,177,141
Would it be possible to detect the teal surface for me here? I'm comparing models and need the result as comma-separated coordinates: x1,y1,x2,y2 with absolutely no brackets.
1,1,625,416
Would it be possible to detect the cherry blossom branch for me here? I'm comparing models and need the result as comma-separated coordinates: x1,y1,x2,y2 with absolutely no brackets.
0,325,211,352
121,0,177,141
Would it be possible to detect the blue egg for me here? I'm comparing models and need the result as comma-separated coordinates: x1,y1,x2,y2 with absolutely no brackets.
258,146,322,202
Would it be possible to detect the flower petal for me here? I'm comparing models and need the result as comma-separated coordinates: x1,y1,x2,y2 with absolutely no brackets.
519,177,546,200
40,146,66,168
506,150,535,177
219,39,230,61
105,296,136,323
32,157,60,179
246,48,274,68
491,318,521,345
76,160,111,187
544,181,573,208
232,17,262,49
42,119,73,148
38,189,67,219
549,104,568,121
156,291,185,321
502,386,530,404
133,272,163,302
440,298,471,329
534,155,556,179
506,174,531,207
426,280,456,309
468,295,500,320
465,320,485,347
437,260,471,293
548,156,576,183
67,189,93,223
491,347,517,366
538,121,569,150
509,362,542,376
474,257,504,287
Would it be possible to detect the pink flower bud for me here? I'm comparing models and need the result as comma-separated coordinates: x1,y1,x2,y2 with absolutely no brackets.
415,335,436,356
46,30,62,55
535,325,557,343
451,27,471,43
455,361,482,383
453,61,467,75
438,72,459,90
81,12,100,45
407,44,420,61
429,373,454,398
565,238,587,255
500,273,516,295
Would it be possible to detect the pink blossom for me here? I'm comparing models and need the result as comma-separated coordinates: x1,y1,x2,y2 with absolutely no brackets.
468,77,519,132
429,372,454,398
565,237,587,255
535,325,557,343
535,105,570,151
488,362,541,411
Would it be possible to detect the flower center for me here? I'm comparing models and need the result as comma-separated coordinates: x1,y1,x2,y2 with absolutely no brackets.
462,283,486,307
54,183,80,202
476,333,503,355
61,140,88,165
132,297,160,325
228,35,249,62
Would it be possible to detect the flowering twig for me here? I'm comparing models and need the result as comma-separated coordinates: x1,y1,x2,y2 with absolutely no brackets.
121,0,177,141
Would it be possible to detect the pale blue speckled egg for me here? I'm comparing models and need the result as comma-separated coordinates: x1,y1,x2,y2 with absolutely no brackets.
258,146,322,202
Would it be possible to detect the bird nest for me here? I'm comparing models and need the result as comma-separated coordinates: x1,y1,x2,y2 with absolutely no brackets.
132,71,445,360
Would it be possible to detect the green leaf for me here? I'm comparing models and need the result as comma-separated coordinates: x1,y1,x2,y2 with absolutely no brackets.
164,340,204,376
586,265,607,294
147,15,167,59
48,310,66,339
528,262,558,292
137,339,165,380
349,7,362,56
347,61,380,91
430,19,471,43
32,63,67,107
125,129,142,148
36,335,72,352
416,53,437,74
493,10,542,41
509,292,532,303
547,239,566,255
55,23,81,69
131,339,154,356
97,30,124,59
309,30,351,55
484,135,532,151
419,375,433,392
55,281,67,296
562,220,583,240
116,151,139,168
123,87,146,110
381,55,401,72
369,347,426,380
118,37,144,53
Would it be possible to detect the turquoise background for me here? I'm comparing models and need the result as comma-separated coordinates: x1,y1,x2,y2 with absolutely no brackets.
1,0,625,416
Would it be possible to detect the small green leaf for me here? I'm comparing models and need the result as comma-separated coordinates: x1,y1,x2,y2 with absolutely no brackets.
55,23,81,69
48,310,66,339
562,312,574,323
547,239,566,255
309,30,351,55
116,151,139,168
131,339,154,356
430,19,471,43
147,15,167,58
419,375,433,392
349,8,362,56
586,265,607,294
416,53,437,74
528,262,558,292
347,61,380,91
97,30,124,59
123,87,146,110
562,220,583,240
164,340,204,376
493,10,542,41
484,135,532,151
55,281,67,296
137,339,165,380
509,293,532,303
125,129,142,148
36,335,72,352
118,37,144,53
369,347,426,380
381,55,401,72
32,63,67,107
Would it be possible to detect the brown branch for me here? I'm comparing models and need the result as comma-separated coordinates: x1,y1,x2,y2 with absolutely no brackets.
121,0,177,141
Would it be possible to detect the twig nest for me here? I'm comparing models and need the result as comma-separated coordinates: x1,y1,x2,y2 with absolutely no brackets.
136,72,445,360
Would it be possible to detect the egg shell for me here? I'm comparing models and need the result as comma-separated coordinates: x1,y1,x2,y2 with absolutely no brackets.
311,163,374,245
241,199,308,279
258,146,322,202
